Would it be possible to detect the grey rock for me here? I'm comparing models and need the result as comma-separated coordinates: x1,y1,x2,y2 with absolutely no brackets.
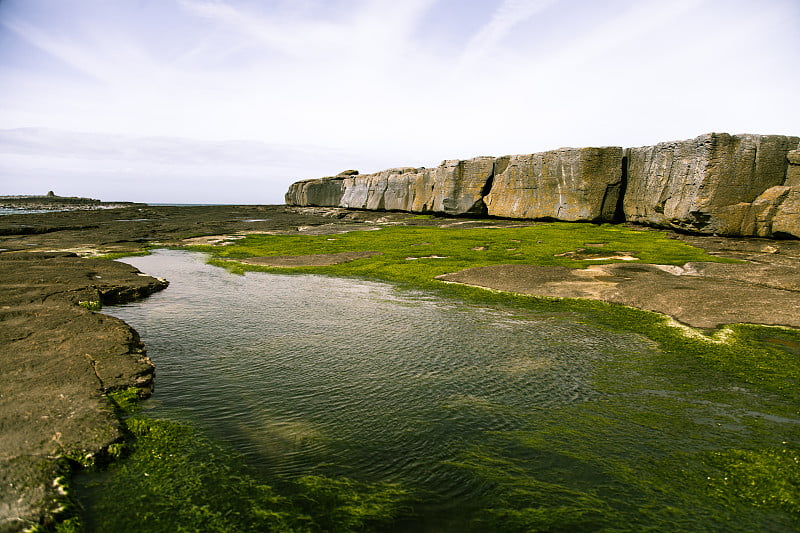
285,177,345,207
623,133,800,236
484,147,623,221
286,133,799,236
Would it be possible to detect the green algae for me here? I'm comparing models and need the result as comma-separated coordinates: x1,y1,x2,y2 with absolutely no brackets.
187,223,799,530
69,223,799,531
107,387,143,415
76,300,102,311
190,223,735,289
76,389,411,532
76,415,411,533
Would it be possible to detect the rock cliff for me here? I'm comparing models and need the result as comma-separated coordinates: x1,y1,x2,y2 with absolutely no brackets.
287,148,624,222
623,133,800,237
484,147,623,221
285,133,800,238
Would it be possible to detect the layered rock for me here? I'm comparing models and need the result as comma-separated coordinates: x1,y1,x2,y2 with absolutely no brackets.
484,147,623,221
286,149,623,222
623,133,800,236
285,176,346,207
285,133,799,237
288,158,497,216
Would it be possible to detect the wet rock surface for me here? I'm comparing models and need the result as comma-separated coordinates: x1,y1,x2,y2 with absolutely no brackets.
0,253,165,531
438,236,800,329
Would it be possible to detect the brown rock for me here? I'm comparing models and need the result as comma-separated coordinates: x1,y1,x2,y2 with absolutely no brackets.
786,146,800,186
623,133,800,235
0,253,166,531
484,147,623,221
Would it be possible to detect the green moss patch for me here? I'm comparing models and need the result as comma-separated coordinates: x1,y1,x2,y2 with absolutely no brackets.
189,223,733,288
76,416,410,532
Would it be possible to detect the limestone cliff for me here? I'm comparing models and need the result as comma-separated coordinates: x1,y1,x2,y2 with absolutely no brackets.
287,148,623,222
285,133,800,238
623,133,800,237
484,147,623,221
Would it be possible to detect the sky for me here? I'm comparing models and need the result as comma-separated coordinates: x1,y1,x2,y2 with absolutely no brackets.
1,0,798,204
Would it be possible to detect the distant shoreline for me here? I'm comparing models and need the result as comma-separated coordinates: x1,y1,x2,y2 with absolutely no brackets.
0,194,143,213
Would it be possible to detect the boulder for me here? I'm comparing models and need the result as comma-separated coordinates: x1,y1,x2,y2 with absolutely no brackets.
484,147,623,221
623,133,800,235
285,177,345,207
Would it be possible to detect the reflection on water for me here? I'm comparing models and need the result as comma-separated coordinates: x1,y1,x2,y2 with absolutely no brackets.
87,250,800,531
103,250,644,500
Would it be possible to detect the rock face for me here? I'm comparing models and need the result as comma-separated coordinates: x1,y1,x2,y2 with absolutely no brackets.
287,149,623,222
623,133,800,236
285,133,800,238
484,147,623,221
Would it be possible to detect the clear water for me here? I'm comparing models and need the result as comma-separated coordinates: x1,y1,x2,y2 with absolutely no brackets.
99,252,645,507
0,207,63,215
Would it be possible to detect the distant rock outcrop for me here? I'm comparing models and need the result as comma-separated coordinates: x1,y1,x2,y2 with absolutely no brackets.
285,133,800,238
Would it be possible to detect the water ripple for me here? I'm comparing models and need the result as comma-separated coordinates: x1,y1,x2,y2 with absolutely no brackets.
105,250,651,506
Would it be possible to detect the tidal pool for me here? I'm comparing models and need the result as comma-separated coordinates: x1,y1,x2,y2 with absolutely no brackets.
77,249,799,532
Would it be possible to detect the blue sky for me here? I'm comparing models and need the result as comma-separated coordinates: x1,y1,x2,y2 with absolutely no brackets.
1,0,798,204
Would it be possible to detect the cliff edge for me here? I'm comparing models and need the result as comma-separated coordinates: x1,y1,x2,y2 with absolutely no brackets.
286,133,800,238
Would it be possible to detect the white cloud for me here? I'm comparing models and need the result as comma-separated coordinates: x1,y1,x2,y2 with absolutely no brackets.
458,0,560,67
0,0,798,202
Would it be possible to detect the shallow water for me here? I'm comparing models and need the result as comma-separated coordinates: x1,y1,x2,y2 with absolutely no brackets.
82,249,799,531
104,251,637,482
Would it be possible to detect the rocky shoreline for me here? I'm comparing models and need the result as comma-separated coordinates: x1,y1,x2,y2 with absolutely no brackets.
0,194,142,213
1,205,798,530
0,205,392,530
0,253,166,530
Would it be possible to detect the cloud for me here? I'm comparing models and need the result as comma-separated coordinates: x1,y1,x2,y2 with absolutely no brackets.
177,0,343,59
0,128,373,203
0,0,798,203
458,0,560,67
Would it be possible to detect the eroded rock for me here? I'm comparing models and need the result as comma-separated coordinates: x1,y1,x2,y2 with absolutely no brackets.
484,147,623,221
285,133,799,237
623,133,800,236
0,253,166,531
